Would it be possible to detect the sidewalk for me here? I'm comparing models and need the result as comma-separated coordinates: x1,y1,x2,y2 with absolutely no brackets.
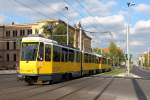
0,70,16,75
116,72,141,78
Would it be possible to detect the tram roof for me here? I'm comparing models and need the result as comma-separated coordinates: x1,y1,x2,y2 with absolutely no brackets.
94,54,102,57
22,36,58,44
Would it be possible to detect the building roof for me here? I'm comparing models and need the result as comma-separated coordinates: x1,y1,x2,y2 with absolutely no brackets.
102,48,110,54
0,24,32,28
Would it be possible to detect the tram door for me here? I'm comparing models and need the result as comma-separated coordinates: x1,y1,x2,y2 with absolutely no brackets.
37,43,52,74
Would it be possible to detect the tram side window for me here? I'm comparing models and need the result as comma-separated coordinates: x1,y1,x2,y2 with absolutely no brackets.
97,57,98,63
74,51,76,62
91,55,94,63
76,51,80,62
97,57,99,63
99,57,102,64
102,58,106,64
84,54,86,63
89,55,91,63
86,54,89,63
68,49,74,62
107,59,111,65
102,58,104,64
87,54,90,63
62,48,68,62
38,42,44,61
84,54,87,63
45,44,51,61
105,58,107,64
94,56,96,63
91,55,93,63
53,46,61,62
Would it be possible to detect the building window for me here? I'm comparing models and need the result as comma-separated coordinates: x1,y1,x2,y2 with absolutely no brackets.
13,30,17,37
6,30,10,37
13,54,16,61
13,42,16,50
27,29,32,35
20,30,25,36
20,30,22,36
7,42,9,50
23,30,25,36
6,54,9,61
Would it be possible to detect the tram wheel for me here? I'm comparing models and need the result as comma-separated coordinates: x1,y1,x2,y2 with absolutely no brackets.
48,80,53,85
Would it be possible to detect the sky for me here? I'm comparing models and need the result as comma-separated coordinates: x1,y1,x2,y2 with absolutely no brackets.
0,0,150,60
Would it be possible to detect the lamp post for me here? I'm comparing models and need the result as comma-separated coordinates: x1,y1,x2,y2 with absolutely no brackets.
65,6,69,46
127,1,135,76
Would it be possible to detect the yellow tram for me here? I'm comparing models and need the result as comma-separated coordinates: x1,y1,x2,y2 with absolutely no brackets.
18,35,111,85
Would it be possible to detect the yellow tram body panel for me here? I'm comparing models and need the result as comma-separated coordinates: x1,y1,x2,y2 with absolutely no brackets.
52,62,81,73
37,61,52,74
83,63,99,70
19,61,38,74
19,61,53,75
101,64,111,70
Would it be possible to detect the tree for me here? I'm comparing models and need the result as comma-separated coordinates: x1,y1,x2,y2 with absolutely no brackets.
42,23,53,37
92,48,110,58
109,41,125,66
92,48,102,55
42,22,74,46
52,23,67,44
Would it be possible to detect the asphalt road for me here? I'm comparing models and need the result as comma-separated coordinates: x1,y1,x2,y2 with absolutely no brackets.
0,74,150,100
131,66,150,79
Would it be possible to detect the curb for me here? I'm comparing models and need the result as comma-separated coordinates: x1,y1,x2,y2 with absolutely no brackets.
0,70,17,75
116,73,141,78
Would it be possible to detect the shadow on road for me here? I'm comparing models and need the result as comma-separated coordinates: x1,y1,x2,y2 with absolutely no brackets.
132,79,147,100
131,66,150,79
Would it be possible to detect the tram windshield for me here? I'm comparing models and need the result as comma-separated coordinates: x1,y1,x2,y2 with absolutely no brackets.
21,42,38,61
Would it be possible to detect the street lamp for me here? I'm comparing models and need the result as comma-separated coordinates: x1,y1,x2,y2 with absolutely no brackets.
65,6,69,46
127,1,135,76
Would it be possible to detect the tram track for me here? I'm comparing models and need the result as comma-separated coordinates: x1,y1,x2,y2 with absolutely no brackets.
57,78,113,100
55,78,109,100
25,77,108,100
20,77,95,100
0,84,44,96
0,76,94,100
0,74,113,100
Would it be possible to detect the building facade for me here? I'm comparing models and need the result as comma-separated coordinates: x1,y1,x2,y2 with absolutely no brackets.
0,24,32,69
138,52,150,67
0,19,91,69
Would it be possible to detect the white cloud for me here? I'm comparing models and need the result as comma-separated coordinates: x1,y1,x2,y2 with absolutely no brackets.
133,20,150,34
80,14,125,32
130,40,144,46
134,4,150,13
80,14,126,48
83,0,117,16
